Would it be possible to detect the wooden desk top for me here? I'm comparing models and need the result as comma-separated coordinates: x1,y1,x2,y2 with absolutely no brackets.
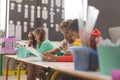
5,55,111,80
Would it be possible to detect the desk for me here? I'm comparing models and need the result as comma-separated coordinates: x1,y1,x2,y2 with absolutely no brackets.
0,52,15,75
5,55,111,80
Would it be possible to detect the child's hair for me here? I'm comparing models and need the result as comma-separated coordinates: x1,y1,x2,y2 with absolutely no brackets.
59,19,73,33
34,27,46,44
28,32,36,48
68,19,79,32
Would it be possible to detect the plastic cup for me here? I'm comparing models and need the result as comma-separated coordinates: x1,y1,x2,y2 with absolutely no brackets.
68,46,89,71
97,45,120,75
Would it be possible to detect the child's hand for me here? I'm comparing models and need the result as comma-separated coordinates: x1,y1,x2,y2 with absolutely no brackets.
43,52,52,56
44,55,58,62
44,48,60,56
64,51,72,56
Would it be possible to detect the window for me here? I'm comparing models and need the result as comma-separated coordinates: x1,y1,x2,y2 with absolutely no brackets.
65,0,88,21
0,0,8,33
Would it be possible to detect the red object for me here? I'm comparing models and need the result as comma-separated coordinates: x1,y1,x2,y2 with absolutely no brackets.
91,28,101,37
58,56,73,62
90,29,101,50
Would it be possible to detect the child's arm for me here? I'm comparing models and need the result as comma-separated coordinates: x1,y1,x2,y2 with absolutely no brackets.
44,55,73,62
44,48,60,55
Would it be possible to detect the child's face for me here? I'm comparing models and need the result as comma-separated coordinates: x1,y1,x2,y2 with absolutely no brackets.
69,30,80,41
61,28,72,42
28,33,34,45
33,32,40,44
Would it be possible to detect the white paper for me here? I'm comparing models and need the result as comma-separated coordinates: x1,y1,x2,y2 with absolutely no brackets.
31,5,35,22
42,7,48,20
43,23,48,39
42,0,48,4
24,5,28,18
8,20,15,37
15,21,22,40
51,0,54,8
16,0,22,3
10,3,15,10
37,6,41,18
23,22,27,32
17,4,22,13
25,47,44,59
30,22,34,28
50,8,55,23
55,0,61,7
55,24,59,32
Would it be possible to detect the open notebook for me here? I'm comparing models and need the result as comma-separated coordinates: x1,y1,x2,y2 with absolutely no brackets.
24,47,44,61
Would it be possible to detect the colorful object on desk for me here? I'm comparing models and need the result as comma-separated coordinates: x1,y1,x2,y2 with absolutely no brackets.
69,46,98,71
97,45,120,75
17,47,27,58
1,37,16,53
69,46,89,71
17,47,35,58
72,39,82,46
111,69,120,80
58,56,73,62
89,28,101,50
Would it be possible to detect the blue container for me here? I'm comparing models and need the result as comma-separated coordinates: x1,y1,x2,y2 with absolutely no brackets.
69,46,89,71
69,46,98,71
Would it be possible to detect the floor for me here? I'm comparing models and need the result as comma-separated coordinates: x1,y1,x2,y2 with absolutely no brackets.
0,75,40,80
0,75,27,80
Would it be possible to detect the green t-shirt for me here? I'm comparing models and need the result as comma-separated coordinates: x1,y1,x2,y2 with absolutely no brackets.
36,40,54,53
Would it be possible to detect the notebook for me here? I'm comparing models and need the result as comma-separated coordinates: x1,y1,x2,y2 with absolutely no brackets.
24,47,44,61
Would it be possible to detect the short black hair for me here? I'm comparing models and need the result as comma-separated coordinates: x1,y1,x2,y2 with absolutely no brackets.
68,19,79,32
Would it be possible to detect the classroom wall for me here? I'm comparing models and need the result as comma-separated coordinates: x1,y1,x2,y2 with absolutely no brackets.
88,0,120,39
8,0,64,41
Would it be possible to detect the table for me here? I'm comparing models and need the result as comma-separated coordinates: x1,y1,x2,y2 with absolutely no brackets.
5,55,111,80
